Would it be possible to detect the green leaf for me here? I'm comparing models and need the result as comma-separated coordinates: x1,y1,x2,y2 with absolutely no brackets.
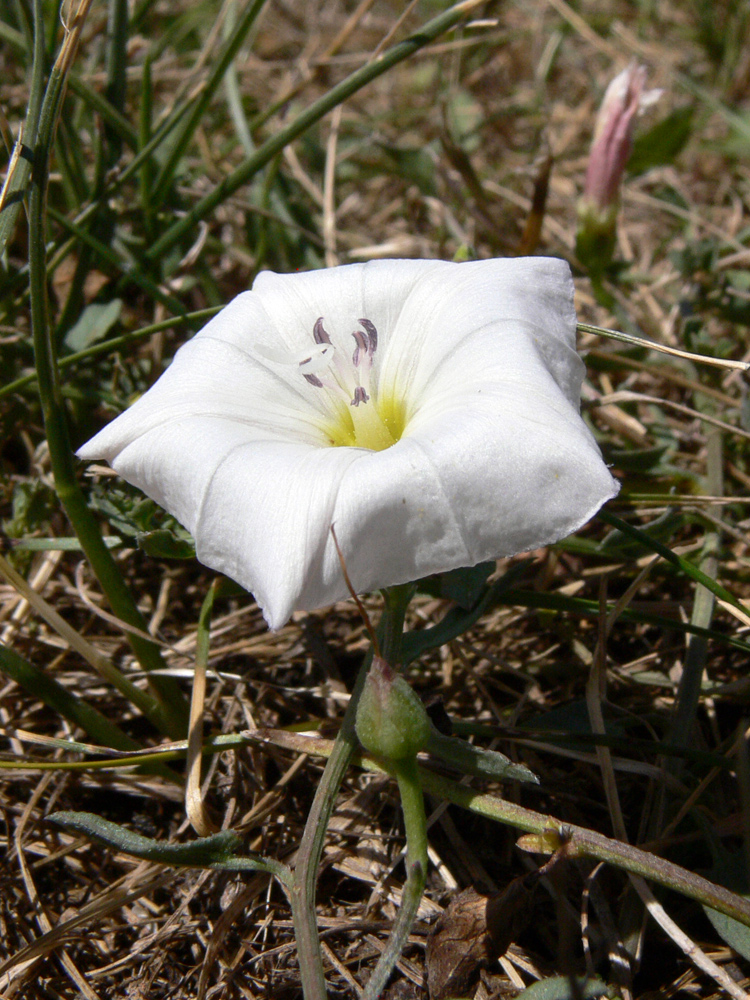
63,299,123,352
50,811,243,865
416,561,496,609
136,528,196,560
628,106,694,175
402,562,531,665
703,851,750,961
603,444,671,473
514,976,612,1000
49,811,292,882
88,487,195,556
427,729,539,784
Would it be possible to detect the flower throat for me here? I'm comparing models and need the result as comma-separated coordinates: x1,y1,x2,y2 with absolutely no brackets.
300,316,405,450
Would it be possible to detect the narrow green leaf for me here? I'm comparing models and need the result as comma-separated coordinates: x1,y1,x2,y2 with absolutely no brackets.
51,811,243,864
50,811,292,882
428,730,539,784
8,535,122,551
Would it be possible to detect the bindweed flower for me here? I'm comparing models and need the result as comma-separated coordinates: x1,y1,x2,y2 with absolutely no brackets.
576,63,661,273
78,258,619,629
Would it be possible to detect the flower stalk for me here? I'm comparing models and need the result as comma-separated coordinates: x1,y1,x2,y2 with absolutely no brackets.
292,584,414,1000
362,756,428,1000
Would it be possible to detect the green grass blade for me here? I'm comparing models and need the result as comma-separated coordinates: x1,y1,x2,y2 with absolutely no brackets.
151,0,268,204
0,306,220,400
147,0,483,262
0,644,142,753
597,509,745,614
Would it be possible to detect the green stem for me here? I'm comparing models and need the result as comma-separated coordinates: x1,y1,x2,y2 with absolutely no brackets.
363,757,427,1000
0,306,219,400
26,8,188,740
419,770,750,928
380,583,414,664
260,732,750,931
290,650,372,1000
291,585,414,1000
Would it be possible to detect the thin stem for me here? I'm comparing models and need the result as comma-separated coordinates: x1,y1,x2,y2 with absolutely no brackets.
420,770,750,928
292,585,414,1000
380,583,414,664
290,650,372,1000
258,732,750,930
186,580,219,836
363,756,427,1000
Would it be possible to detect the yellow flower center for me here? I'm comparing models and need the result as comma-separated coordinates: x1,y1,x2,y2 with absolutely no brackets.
302,317,406,452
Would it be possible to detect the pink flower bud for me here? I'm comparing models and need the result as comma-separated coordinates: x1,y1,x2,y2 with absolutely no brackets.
576,63,661,272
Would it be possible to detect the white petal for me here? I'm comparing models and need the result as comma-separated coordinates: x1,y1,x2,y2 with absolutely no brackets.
252,259,443,356
378,257,583,420
77,329,335,459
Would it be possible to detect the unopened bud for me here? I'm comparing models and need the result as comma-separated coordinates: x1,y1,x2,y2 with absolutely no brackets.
576,63,661,274
355,658,431,762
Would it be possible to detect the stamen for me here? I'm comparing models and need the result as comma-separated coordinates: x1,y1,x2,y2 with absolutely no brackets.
297,315,396,450
358,318,378,354
313,318,332,345
351,329,368,367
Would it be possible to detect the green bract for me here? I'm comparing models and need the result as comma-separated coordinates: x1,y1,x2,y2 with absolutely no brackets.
356,658,431,763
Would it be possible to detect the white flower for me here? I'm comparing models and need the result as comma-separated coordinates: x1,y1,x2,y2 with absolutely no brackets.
78,258,619,629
